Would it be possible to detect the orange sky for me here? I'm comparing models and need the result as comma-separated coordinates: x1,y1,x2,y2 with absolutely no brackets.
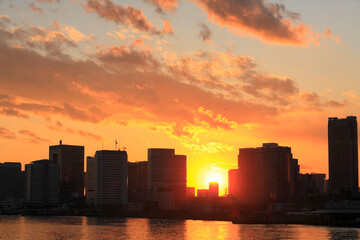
1,0,360,195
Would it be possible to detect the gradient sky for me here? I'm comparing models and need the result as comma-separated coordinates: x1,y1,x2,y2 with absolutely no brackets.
1,0,360,195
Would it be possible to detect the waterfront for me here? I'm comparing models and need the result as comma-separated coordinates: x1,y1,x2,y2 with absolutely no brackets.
0,216,360,240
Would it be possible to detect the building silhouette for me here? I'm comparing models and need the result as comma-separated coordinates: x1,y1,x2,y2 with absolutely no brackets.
328,116,358,193
197,182,219,198
95,150,128,213
49,141,84,200
128,161,148,205
0,162,24,201
86,156,97,206
300,173,326,195
228,169,240,199
234,143,295,205
25,160,60,207
186,187,195,199
148,148,186,210
197,189,209,198
209,182,219,198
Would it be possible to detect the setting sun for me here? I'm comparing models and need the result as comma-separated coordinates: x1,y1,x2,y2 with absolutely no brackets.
207,173,221,185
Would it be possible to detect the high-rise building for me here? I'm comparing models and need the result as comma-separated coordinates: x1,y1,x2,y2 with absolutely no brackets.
0,162,24,200
148,148,186,209
228,169,240,199
49,141,84,199
95,150,128,212
128,161,148,203
328,116,358,193
25,160,60,207
209,182,219,197
237,143,294,205
86,156,97,205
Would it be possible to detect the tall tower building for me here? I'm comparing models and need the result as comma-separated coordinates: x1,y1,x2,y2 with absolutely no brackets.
49,141,84,199
237,143,293,205
328,116,358,193
148,148,186,209
95,150,128,213
25,160,60,207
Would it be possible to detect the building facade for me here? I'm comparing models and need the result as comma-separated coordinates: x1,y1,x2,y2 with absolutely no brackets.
95,150,128,212
237,143,294,205
0,162,24,200
86,156,97,205
328,116,358,193
148,148,186,209
25,160,60,207
209,182,219,198
128,161,148,204
49,141,84,199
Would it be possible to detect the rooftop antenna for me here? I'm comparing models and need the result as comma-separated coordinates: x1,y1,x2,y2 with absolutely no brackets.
60,140,62,145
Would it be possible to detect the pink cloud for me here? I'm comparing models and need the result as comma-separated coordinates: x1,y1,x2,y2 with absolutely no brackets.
192,0,324,46
143,0,178,12
84,0,173,36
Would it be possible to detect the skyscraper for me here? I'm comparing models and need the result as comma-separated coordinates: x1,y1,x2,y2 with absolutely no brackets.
237,143,294,205
328,116,358,193
95,150,128,213
25,160,60,207
148,148,186,209
49,141,84,199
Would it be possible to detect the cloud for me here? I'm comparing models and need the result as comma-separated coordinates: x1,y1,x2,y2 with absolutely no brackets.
37,0,60,3
0,107,30,119
0,17,92,59
161,20,174,35
29,3,44,15
62,25,93,42
192,0,322,45
0,16,346,144
181,142,234,154
132,38,144,47
0,127,17,139
143,0,178,12
66,128,103,141
212,162,238,172
18,129,51,144
84,0,172,36
199,23,212,42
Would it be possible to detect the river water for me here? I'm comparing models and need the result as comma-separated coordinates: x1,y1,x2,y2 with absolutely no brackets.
0,216,359,239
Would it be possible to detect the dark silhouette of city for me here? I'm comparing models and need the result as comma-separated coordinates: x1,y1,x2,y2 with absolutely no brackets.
1,116,360,227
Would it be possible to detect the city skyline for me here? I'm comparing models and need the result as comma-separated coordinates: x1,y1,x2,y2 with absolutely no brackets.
1,0,360,196
0,137,330,197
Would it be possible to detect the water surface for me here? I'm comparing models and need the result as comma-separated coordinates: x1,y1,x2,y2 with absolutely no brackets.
0,216,359,239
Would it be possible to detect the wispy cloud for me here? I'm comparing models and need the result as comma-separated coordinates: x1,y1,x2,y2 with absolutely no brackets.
18,129,51,144
0,127,17,140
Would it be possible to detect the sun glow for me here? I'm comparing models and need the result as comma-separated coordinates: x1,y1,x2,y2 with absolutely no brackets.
207,173,222,185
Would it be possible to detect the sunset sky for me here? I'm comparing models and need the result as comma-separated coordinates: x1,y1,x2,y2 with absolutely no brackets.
1,0,360,195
